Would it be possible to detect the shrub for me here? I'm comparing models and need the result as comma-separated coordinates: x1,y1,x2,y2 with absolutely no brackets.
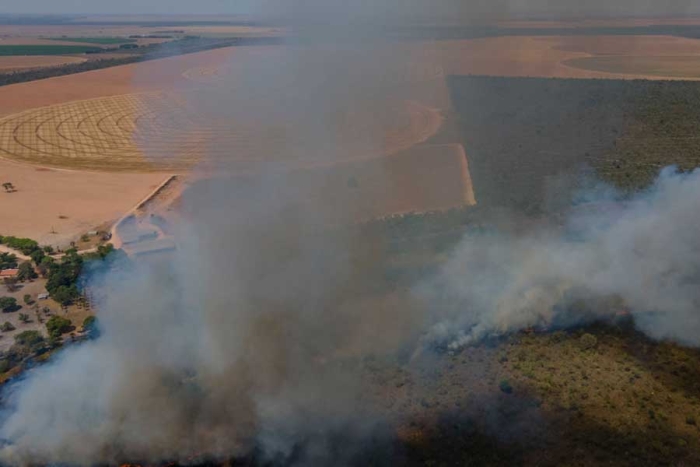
499,379,513,394
14,330,43,346
579,333,598,351
17,262,37,281
46,316,71,339
18,313,29,324
686,415,697,426
0,297,19,313
1,322,15,332
23,294,33,305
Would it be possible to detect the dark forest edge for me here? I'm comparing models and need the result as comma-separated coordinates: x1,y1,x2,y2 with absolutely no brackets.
0,36,285,88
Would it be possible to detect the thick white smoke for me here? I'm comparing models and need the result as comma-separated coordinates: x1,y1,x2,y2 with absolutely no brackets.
420,166,700,349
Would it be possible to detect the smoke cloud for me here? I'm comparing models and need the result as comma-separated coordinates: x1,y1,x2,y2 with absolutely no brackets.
1,1,700,466
419,167,700,349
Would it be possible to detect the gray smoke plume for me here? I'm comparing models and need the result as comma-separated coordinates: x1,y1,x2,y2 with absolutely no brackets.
419,166,700,349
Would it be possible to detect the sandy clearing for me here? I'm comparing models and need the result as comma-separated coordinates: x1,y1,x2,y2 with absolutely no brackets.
0,158,168,247
421,35,700,81
0,55,87,71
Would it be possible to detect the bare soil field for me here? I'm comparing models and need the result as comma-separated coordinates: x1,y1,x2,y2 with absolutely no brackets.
0,42,457,241
0,91,442,171
0,158,167,246
498,17,700,29
300,143,475,222
0,55,86,71
185,143,474,227
549,35,700,56
0,45,240,116
422,35,700,81
565,55,700,79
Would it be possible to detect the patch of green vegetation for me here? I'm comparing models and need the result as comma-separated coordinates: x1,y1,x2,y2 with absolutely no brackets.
0,45,101,56
0,235,39,255
0,297,19,313
0,252,17,270
46,316,71,340
48,36,135,45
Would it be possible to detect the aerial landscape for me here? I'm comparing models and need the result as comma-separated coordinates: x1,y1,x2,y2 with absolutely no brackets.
0,0,699,466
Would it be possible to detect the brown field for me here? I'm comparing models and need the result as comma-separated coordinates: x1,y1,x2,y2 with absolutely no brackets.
0,37,114,47
498,17,700,29
0,91,442,172
549,35,700,56
0,157,167,246
0,42,462,242
0,55,87,71
297,143,475,222
564,55,700,78
0,46,241,116
422,35,700,80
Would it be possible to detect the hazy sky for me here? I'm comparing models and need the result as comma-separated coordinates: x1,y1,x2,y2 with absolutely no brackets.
3,0,700,18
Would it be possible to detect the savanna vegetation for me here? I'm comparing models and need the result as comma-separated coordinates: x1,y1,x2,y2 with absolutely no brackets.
447,76,700,212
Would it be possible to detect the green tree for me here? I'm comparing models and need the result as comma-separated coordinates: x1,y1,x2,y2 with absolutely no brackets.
0,252,17,270
46,315,72,339
50,286,79,306
14,330,43,346
29,249,45,265
0,297,19,313
16,262,37,281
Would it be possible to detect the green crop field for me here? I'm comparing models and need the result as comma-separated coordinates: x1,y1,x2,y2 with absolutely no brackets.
48,37,136,45
0,45,102,56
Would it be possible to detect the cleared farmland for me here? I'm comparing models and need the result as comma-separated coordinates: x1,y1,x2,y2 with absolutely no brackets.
47,37,136,45
0,91,442,172
421,35,700,81
0,45,101,55
564,55,700,79
0,55,86,71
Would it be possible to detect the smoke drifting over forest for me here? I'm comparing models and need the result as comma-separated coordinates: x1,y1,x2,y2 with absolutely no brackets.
1,1,700,466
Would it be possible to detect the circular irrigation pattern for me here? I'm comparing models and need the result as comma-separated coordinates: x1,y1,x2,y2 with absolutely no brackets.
0,89,442,172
